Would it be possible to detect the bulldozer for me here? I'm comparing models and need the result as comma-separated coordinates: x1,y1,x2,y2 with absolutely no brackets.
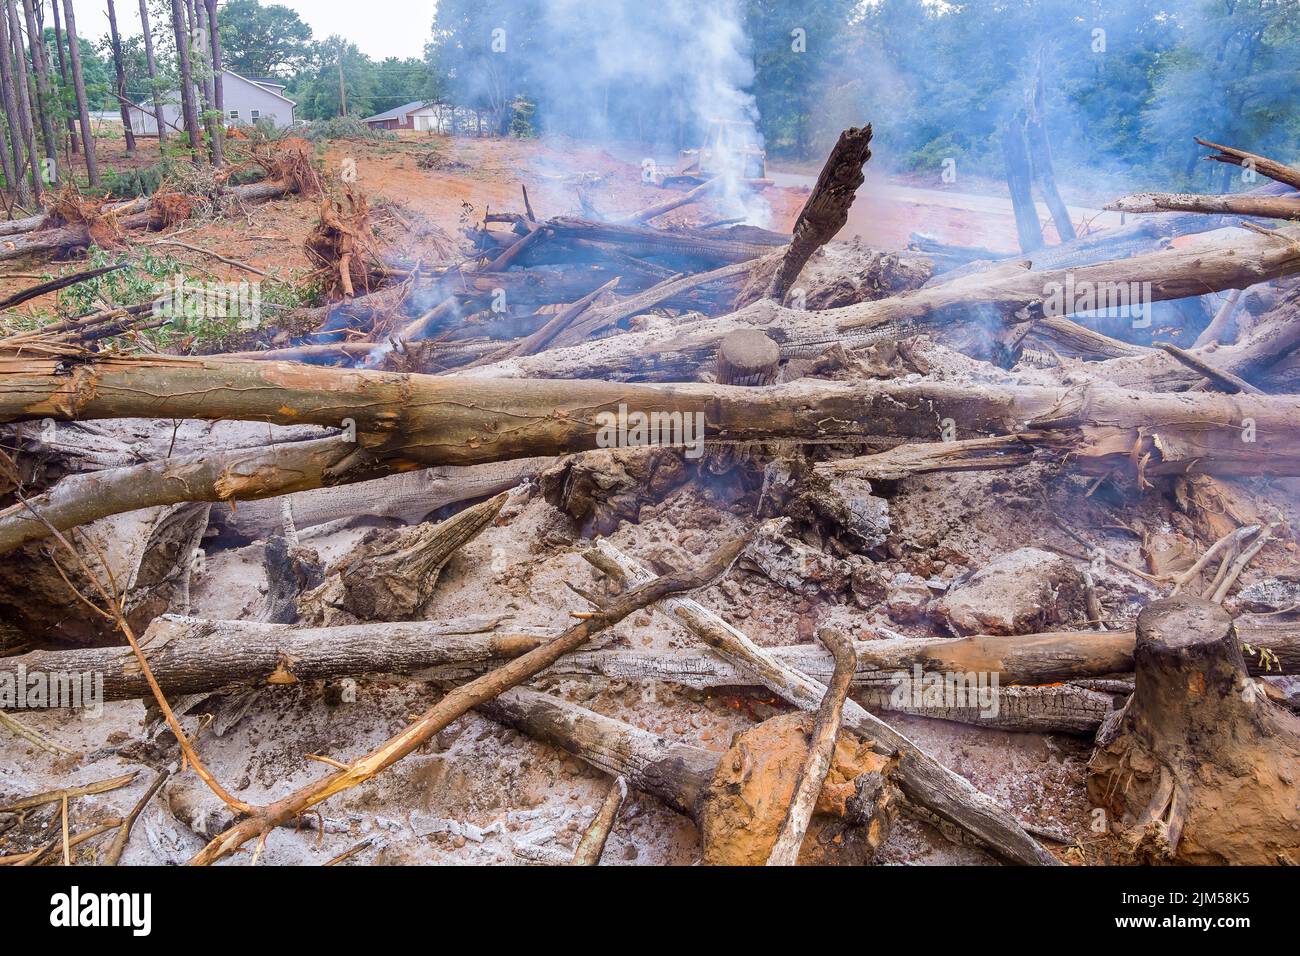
643,119,772,189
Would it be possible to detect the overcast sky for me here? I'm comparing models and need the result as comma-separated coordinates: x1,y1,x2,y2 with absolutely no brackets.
74,0,436,61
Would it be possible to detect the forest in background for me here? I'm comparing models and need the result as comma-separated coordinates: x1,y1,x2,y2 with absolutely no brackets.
33,0,1300,192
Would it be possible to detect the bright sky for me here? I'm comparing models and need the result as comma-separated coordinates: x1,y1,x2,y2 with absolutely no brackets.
75,0,437,61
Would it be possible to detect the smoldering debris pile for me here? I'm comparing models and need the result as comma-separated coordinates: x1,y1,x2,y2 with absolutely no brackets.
1,128,1299,868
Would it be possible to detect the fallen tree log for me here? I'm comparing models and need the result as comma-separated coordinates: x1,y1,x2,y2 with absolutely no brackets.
5,354,1300,477
1195,137,1300,191
1087,597,1300,864
209,457,548,541
13,612,1293,722
1106,192,1300,221
0,180,300,264
0,435,382,557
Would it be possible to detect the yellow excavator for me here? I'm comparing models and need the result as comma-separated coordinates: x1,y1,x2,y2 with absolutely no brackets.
644,119,772,189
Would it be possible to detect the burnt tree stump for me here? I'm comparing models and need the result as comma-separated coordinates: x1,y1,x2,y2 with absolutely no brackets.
1087,596,1300,864
765,124,873,304
716,329,780,386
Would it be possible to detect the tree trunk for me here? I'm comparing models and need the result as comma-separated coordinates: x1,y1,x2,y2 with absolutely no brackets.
105,0,136,155
49,0,77,154
1001,115,1044,253
138,0,166,144
1,0,37,201
169,0,202,161
20,0,57,183
205,0,222,142
192,0,220,165
1087,597,1300,864
0,0,25,205
1024,55,1075,242
59,0,96,185
5,356,1300,478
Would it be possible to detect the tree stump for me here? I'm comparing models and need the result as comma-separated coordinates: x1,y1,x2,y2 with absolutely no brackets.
1087,596,1300,864
716,329,780,386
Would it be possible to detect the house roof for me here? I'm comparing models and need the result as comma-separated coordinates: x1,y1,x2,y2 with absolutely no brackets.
361,100,428,124
223,69,297,107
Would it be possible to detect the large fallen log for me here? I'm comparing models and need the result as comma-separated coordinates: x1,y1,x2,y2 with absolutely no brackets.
5,355,1300,478
9,612,1296,731
209,457,548,541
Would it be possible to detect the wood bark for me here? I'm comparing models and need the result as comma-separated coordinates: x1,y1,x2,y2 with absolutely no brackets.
5,354,1300,479
1087,597,1300,864
572,777,626,865
765,124,872,302
59,0,96,186
105,0,136,155
767,627,856,865
192,0,220,166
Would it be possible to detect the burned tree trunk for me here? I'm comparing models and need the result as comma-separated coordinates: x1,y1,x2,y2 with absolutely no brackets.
1087,598,1300,865
765,124,873,303
716,329,779,385
1001,116,1044,253
1024,55,1076,242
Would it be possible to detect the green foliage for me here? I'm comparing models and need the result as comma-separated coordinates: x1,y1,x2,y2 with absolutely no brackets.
101,164,168,198
218,0,313,78
303,116,396,142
